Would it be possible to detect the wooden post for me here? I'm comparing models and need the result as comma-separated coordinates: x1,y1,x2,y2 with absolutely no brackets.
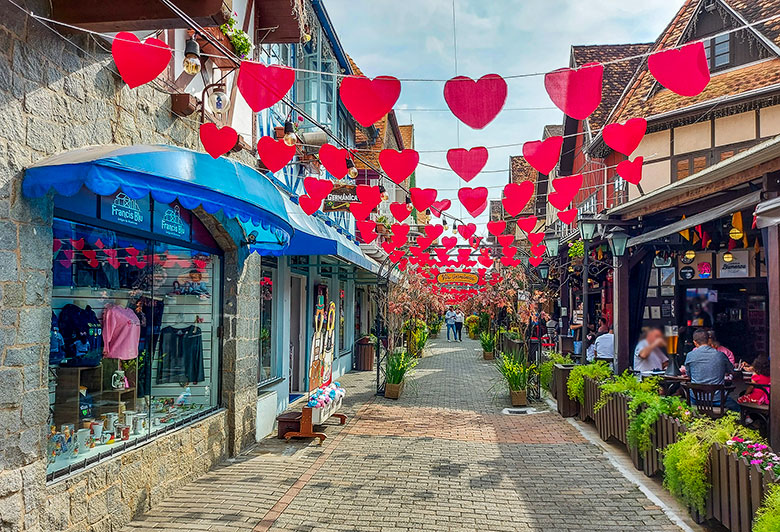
613,252,630,373
766,223,780,450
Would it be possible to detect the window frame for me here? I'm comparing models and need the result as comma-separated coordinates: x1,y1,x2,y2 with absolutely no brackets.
257,256,281,388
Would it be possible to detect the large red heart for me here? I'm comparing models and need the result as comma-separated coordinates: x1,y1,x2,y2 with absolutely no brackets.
257,136,296,173
530,244,546,257
516,216,538,233
356,185,381,209
502,246,517,259
446,147,488,182
458,187,488,217
441,236,457,249
303,177,334,202
497,234,514,247
529,256,543,268
528,232,545,247
349,202,373,221
382,241,397,254
340,75,401,127
502,181,534,217
112,32,171,89
425,224,444,240
356,220,378,244
237,62,295,112
318,144,350,179
410,188,437,212
389,202,411,222
617,156,643,185
378,148,418,185
548,174,583,210
397,259,408,272
522,136,563,176
647,42,710,97
416,236,433,250
434,248,450,263
603,118,647,157
544,62,603,120
443,74,507,129
457,223,476,240
430,200,450,218
486,221,506,236
557,208,577,225
199,124,237,159
478,255,493,268
389,250,405,264
298,195,321,216
391,224,410,240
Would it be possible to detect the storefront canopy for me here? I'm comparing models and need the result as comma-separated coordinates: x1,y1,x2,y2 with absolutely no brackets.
23,145,294,243
755,196,780,229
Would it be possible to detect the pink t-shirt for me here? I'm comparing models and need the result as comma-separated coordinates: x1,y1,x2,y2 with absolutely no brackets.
717,346,735,365
103,304,140,360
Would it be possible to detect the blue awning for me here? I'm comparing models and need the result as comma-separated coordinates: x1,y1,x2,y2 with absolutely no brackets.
23,145,294,244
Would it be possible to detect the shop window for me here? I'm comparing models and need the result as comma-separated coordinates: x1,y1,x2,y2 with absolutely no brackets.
47,215,221,479
675,154,709,180
338,281,346,352
258,257,278,385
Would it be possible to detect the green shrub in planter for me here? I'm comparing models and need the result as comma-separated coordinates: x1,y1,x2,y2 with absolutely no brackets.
386,350,417,385
566,361,613,404
539,352,573,391
754,483,780,532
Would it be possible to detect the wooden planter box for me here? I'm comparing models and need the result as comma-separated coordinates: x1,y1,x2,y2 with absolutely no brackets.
553,364,578,418
510,390,527,406
593,390,643,470
642,413,686,478
385,381,404,400
582,376,601,423
355,340,374,371
483,350,494,360
187,27,237,70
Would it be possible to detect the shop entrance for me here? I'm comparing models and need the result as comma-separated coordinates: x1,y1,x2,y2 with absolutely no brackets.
289,275,307,394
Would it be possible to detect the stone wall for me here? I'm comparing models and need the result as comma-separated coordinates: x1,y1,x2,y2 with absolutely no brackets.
0,5,261,531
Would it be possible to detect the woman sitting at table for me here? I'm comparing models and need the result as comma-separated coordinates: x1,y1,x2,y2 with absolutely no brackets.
708,330,735,366
739,354,771,405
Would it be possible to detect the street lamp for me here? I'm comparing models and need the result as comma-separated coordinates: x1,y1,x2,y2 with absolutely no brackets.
579,218,597,241
543,231,560,257
607,227,630,257
538,262,550,280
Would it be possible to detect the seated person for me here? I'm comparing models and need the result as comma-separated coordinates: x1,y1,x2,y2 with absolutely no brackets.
708,330,735,366
684,329,738,410
739,354,771,406
593,325,615,371
633,327,668,373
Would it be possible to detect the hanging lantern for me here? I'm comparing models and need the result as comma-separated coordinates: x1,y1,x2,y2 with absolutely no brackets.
346,157,358,179
208,87,231,114
379,185,389,202
282,120,297,146
183,36,202,75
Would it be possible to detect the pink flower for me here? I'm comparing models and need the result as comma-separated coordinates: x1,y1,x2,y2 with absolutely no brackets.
751,460,763,465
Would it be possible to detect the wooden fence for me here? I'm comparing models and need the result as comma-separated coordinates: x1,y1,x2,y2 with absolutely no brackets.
553,364,578,418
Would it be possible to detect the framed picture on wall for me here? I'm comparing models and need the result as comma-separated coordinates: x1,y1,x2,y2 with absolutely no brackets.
649,269,659,287
643,307,650,319
651,306,662,319
647,287,658,298
660,286,675,296
660,267,676,286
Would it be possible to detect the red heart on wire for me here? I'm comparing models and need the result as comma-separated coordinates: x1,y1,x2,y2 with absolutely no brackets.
425,224,444,240
389,202,411,222
617,156,644,185
496,235,513,247
398,259,408,272
446,147,488,182
88,258,99,269
458,223,476,240
487,221,506,236
94,239,104,249
382,241,397,254
318,144,351,179
470,236,483,249
548,174,583,210
500,257,515,267
379,149,419,185
434,248,450,263
200,123,238,159
298,195,321,216
603,118,647,157
458,187,488,217
82,249,96,260
502,181,534,217
356,220,378,244
111,32,171,89
516,216,538,233
70,238,84,250
544,62,603,120
528,232,545,247
304,177,334,202
441,236,457,249
522,136,563,176
389,250,405,264
478,255,493,268
391,224,410,240
502,246,517,259
443,74,507,129
258,136,296,173
52,239,62,253
410,188,437,212
349,202,374,221
529,256,544,268
557,208,577,225
126,246,139,257
647,42,710,97
340,75,401,127
416,236,433,250
237,62,295,112
530,244,546,257
431,199,452,217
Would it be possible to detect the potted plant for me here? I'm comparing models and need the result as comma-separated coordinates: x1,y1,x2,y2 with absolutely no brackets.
427,317,443,339
464,315,479,339
375,215,391,235
495,353,537,406
480,331,496,360
385,350,417,399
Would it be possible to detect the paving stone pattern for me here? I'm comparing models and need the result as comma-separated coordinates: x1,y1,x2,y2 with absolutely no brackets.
123,337,682,532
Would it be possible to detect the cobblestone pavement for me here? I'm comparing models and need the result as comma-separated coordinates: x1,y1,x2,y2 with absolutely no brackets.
123,337,683,532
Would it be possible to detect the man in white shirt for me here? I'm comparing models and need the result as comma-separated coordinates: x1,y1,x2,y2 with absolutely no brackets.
593,326,615,371
633,327,669,373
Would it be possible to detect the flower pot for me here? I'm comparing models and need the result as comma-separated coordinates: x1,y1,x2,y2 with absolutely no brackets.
510,390,527,406
385,381,404,400
483,350,494,360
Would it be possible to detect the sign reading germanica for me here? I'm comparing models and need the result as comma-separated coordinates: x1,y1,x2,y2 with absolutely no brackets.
436,272,479,285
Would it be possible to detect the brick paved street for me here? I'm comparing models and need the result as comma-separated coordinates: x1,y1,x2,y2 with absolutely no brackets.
122,337,684,532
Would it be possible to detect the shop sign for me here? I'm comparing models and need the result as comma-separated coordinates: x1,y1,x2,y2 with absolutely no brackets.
322,185,378,212
677,252,714,281
718,249,750,278
154,201,191,241
100,192,151,231
437,272,478,285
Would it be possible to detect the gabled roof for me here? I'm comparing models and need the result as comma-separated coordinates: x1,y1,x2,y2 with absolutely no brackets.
399,124,414,150
543,124,563,139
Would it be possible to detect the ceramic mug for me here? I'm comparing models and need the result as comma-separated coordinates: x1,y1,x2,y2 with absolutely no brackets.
116,424,130,441
90,420,103,441
75,428,90,454
104,413,118,433
132,415,146,435
111,370,126,389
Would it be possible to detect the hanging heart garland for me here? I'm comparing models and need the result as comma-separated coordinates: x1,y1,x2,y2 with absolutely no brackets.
529,256,544,268
199,123,238,159
457,223,477,240
349,201,374,221
544,62,603,120
318,144,351,179
458,187,488,217
478,255,494,268
356,185,382,210
548,174,583,210
379,149,419,185
441,236,457,249
443,74,507,129
410,188,437,212
486,221,506,236
446,147,489,182
237,62,295,112
111,32,171,89
616,156,644,185
557,208,577,225
522,136,563,176
425,224,444,240
298,195,321,216
527,232,545,247
390,223,410,240
339,75,402,127
382,241,397,254
303,177,334,202
516,215,538,233
497,234,514,247
430,199,452,217
356,220,378,244
502,246,517,259
502,181,534,217
530,244,546,257
602,118,647,157
389,202,411,222
647,42,710,97
257,136,296,173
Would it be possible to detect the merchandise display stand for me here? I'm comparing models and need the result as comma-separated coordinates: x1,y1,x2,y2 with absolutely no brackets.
282,398,347,444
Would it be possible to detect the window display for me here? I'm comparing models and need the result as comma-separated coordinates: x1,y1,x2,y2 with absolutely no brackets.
258,257,276,384
339,281,346,351
47,203,221,478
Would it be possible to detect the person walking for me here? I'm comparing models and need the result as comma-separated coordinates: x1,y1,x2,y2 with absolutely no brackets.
445,307,457,342
454,308,465,342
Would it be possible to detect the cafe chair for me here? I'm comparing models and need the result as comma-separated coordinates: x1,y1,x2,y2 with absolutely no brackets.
681,383,732,419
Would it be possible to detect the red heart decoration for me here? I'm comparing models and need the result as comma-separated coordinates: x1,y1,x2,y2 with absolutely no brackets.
418,235,436,249
94,239,104,249
340,75,401,127
502,246,517,259
544,62,603,120
379,149,419,185
486,221,506,236
298,195,322,216
522,136,563,176
107,256,120,269
443,74,507,129
126,246,139,257
382,241,397,254
528,232,545,247
516,216,538,233
237,62,295,112
441,236,457,249
647,42,710,97
502,181,535,217
52,239,62,253
82,249,97,260
425,224,444,240
446,147,489,182
391,224,410,240
458,223,476,240
87,258,99,269
434,249,450,263
458,187,488,217
557,208,577,225
389,202,411,222
398,259,408,272
199,123,238,159
470,236,483,249
409,246,424,257
389,250,405,264
135,256,147,269
410,188,437,212
529,256,543,268
70,238,84,250
349,202,373,221
478,255,493,268
258,136,296,173
318,144,350,179
603,118,647,157
548,174,583,210
616,156,644,185
356,220,378,244
530,244,546,257
497,235,514,247
500,257,515,267
303,177,334,202
430,199,452,217
111,32,171,89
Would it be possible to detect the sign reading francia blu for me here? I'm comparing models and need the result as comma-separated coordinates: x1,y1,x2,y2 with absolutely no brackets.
436,272,479,285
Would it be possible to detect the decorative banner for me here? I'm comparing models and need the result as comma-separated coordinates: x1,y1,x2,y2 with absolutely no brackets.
486,221,506,236
447,147,489,182
522,136,563,176
425,224,444,239
323,185,377,213
502,181,534,217
340,75,402,127
647,42,710,97
458,187,488,217
441,236,457,249
410,188,437,211
111,32,171,89
616,157,643,185
379,149,419,185
548,173,583,210
497,234,514,247
318,143,350,179
303,177,334,202
457,223,476,239
257,136,296,173
356,185,382,209
443,74,507,129
199,123,237,159
437,272,479,285
356,220,378,244
516,215,537,233
237,62,295,112
602,118,647,157
544,62,603,120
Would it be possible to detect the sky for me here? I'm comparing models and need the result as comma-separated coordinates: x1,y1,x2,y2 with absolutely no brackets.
325,0,682,228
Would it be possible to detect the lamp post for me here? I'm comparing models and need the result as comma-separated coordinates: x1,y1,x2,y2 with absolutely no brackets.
606,226,629,258
578,218,597,343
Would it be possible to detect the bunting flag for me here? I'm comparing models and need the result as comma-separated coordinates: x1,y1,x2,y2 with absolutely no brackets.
678,215,690,241
731,212,748,248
